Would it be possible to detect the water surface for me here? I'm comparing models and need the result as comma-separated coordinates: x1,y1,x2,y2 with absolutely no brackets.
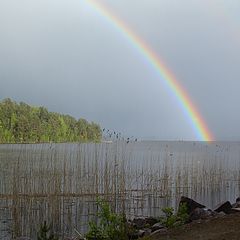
0,141,240,238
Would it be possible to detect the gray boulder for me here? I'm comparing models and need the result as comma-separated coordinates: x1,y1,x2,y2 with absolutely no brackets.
217,211,226,217
214,201,232,214
232,197,240,208
150,228,168,237
179,196,205,214
142,228,152,237
189,208,213,221
145,217,158,226
128,229,145,239
16,238,32,240
132,217,146,229
150,222,165,232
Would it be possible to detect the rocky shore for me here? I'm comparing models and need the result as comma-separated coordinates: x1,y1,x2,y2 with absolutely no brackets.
127,196,240,239
16,196,240,240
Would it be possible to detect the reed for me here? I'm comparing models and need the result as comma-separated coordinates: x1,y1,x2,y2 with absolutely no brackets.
0,141,239,239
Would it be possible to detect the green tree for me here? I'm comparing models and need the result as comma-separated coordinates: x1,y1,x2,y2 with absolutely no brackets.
0,98,102,143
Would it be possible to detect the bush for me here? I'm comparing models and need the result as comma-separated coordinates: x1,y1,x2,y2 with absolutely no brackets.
160,203,189,228
177,202,189,224
86,199,127,240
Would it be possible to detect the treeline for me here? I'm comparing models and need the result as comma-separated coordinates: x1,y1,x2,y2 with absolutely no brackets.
0,98,102,143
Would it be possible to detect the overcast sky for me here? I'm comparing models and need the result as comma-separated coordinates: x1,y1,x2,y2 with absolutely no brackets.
0,0,240,140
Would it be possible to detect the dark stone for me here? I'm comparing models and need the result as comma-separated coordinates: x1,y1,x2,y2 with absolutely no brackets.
142,228,151,236
16,238,32,240
127,232,139,239
232,203,240,208
232,208,240,212
150,228,168,236
132,217,146,229
150,222,165,232
137,230,145,238
145,217,158,226
64,237,85,240
128,229,145,239
232,197,240,208
179,196,206,214
127,219,137,228
189,208,212,221
214,201,232,214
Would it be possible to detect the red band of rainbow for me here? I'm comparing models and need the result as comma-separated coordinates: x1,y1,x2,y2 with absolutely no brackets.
84,0,214,141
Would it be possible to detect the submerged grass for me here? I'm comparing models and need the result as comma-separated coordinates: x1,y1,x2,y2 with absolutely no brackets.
0,141,239,238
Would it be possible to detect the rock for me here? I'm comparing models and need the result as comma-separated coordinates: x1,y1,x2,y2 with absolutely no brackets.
150,228,168,237
127,219,137,229
210,210,218,217
217,211,226,217
190,208,204,220
142,228,152,237
64,237,85,240
127,232,139,239
214,201,232,214
179,196,206,214
132,217,146,229
231,208,240,212
150,222,165,232
128,229,145,239
145,217,158,226
232,203,240,208
16,238,32,240
189,208,213,221
137,230,145,238
232,197,240,208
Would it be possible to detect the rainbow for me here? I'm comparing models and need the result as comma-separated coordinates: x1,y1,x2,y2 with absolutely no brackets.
84,0,214,141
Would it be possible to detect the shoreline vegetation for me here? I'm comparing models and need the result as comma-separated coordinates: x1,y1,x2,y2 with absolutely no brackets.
17,197,240,240
0,98,102,143
1,141,239,239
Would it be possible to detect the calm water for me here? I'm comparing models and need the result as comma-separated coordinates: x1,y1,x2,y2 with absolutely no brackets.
0,141,240,239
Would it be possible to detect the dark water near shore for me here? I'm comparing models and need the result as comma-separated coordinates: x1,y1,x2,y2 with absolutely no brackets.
0,141,240,239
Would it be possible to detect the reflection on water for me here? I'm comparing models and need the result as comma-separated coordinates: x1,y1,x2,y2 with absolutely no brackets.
0,141,240,239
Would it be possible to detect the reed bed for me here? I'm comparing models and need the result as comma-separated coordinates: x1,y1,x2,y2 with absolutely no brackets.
0,141,240,239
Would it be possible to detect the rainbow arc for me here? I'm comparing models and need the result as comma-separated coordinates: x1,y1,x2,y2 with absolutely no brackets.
84,0,214,141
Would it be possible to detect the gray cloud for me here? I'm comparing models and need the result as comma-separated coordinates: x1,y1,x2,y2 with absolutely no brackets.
0,0,239,140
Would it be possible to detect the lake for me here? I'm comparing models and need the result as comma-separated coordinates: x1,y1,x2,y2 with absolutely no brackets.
0,141,240,239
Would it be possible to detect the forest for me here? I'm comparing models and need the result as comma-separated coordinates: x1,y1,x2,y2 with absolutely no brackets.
0,98,102,143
